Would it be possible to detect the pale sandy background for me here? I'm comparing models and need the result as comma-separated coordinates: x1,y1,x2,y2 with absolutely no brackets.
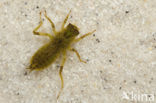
0,0,156,103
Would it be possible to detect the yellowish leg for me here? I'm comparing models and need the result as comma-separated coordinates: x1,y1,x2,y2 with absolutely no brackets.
69,48,86,63
74,30,96,42
33,12,53,40
61,10,71,29
57,51,67,99
44,10,57,35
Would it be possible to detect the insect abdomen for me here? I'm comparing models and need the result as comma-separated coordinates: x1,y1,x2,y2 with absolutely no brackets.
29,42,61,70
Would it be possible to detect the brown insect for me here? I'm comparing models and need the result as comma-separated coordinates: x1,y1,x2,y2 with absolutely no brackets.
27,10,95,99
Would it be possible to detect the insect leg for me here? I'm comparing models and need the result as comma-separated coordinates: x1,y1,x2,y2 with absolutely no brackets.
33,12,53,39
44,10,57,35
69,48,86,63
57,51,67,99
74,30,96,42
61,10,71,29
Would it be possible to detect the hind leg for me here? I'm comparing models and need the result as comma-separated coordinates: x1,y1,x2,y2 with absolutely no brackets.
57,51,67,99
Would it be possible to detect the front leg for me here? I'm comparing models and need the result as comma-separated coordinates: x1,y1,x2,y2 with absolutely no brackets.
33,11,53,40
61,10,71,29
74,30,96,43
44,10,57,35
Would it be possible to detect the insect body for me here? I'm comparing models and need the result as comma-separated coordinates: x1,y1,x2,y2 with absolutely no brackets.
28,10,95,99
